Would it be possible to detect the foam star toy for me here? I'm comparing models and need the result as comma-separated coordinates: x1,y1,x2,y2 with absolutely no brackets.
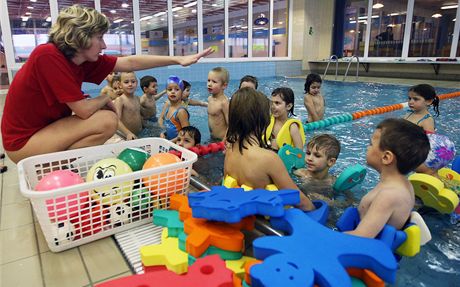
251,208,397,287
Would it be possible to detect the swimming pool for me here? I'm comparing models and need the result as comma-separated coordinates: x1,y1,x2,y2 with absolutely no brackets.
172,77,460,286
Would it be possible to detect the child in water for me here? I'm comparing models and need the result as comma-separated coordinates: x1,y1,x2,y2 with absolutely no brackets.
266,87,305,151
303,73,325,123
224,87,315,211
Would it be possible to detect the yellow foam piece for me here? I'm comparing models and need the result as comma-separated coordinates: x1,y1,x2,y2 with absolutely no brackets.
225,256,255,279
438,168,460,194
396,225,421,257
223,175,279,191
410,211,431,246
140,228,188,274
409,173,459,214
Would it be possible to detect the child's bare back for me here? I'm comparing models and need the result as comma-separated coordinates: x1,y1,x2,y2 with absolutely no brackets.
140,94,157,120
304,93,325,123
208,94,229,140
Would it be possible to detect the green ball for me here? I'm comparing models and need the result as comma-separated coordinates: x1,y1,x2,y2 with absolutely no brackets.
131,188,151,209
118,147,150,171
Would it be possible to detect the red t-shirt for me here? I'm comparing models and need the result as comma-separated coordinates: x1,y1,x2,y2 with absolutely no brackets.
1,43,117,151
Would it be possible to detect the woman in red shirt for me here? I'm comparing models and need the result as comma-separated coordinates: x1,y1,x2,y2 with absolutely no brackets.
1,5,212,163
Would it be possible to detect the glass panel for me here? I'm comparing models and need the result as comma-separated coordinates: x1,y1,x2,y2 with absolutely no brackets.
7,0,51,63
1,22,10,88
252,0,270,57
139,0,168,56
58,0,94,10
368,0,407,57
173,0,198,56
101,0,135,56
272,0,288,57
229,0,248,58
343,0,368,57
458,29,460,57
409,0,456,57
203,1,225,58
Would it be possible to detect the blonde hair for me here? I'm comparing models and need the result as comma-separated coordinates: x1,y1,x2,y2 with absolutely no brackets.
210,67,230,84
48,5,109,59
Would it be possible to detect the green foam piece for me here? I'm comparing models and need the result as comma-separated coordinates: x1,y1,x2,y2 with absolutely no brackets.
153,210,184,237
178,232,242,261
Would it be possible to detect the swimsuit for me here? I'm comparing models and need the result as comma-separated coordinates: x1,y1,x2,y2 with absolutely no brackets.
163,106,189,140
404,111,433,125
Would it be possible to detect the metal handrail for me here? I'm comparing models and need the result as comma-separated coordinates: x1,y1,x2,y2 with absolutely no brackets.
323,55,338,80
343,55,360,82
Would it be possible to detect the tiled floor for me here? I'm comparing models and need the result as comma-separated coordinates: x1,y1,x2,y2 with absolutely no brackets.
0,76,459,286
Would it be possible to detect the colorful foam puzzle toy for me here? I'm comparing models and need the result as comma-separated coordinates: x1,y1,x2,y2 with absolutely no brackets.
225,256,256,279
305,200,329,225
347,268,384,287
409,173,459,213
184,216,255,258
438,167,460,194
278,144,305,172
188,186,300,223
96,255,234,287
244,259,262,285
222,175,278,191
153,209,184,237
452,156,460,173
178,232,243,262
140,229,188,274
170,194,193,221
333,164,367,192
251,208,397,287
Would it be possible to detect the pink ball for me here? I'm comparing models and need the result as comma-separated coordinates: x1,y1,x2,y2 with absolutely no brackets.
35,170,89,221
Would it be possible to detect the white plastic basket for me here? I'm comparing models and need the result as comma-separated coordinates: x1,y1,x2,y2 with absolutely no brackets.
17,138,197,252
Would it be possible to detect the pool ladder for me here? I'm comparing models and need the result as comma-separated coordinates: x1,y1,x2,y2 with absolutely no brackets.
323,55,360,82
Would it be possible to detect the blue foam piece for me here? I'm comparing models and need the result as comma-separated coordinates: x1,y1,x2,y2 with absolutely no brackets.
278,145,305,172
336,207,407,252
305,200,329,225
152,209,183,237
251,208,397,287
188,186,300,223
452,156,460,173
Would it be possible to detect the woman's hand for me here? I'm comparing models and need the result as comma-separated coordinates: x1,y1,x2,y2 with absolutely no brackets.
177,47,214,66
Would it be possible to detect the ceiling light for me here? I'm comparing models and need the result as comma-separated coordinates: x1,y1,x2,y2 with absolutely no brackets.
172,6,183,12
27,6,33,9
30,0,36,2
212,3,218,7
25,12,31,15
46,16,51,22
441,5,458,10
110,10,116,14
121,3,129,8
154,11,166,17
431,13,442,18
140,15,153,21
184,1,197,8
372,3,384,9
21,16,29,21
192,9,197,13
113,18,123,23
454,18,456,21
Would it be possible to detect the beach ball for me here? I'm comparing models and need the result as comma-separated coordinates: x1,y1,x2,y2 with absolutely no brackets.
118,147,150,171
142,153,187,197
35,170,89,222
87,158,134,205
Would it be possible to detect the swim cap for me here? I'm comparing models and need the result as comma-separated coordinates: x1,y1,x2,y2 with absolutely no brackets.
424,133,456,170
166,75,184,90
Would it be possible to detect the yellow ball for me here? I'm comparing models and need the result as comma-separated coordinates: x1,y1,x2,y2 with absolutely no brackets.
87,158,133,205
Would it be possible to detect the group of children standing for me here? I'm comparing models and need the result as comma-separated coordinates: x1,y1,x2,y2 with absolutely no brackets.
100,68,455,240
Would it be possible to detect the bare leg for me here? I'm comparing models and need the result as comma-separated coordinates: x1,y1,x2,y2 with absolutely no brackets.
6,110,118,163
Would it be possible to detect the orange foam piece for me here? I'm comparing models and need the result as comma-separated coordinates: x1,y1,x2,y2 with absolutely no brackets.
233,273,242,287
347,268,385,287
184,216,255,258
170,194,193,221
243,259,262,285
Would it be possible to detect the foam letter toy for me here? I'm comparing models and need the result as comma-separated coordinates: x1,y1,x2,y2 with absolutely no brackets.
140,229,188,274
333,164,367,192
153,209,184,237
278,144,305,172
96,255,233,287
409,173,459,213
225,256,257,280
251,208,397,287
184,216,255,258
188,186,300,223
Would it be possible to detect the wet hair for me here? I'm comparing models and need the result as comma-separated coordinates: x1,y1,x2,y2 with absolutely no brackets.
210,67,230,84
239,75,259,89
48,5,109,59
183,80,191,89
271,87,296,117
376,118,430,175
304,73,322,94
307,134,341,160
140,76,157,91
180,126,201,145
409,84,440,117
226,87,270,153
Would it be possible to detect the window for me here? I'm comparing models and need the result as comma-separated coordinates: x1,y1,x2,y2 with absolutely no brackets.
343,0,369,57
58,0,94,11
139,0,168,56
229,0,248,58
173,0,198,56
252,0,270,57
273,0,289,57
101,0,135,56
203,1,225,58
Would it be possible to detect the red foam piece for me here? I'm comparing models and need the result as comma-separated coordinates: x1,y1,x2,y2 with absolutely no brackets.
96,255,233,287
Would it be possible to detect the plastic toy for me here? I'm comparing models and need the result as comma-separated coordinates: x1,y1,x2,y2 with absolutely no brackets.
72,204,107,239
278,144,305,172
409,173,459,213
347,268,384,287
225,256,256,280
142,153,187,196
251,208,397,287
222,175,278,191
117,147,150,171
244,259,262,285
189,141,226,156
333,164,367,192
35,170,89,221
87,158,134,205
97,255,233,287
108,203,132,226
305,200,329,225
131,188,151,210
153,209,184,237
170,194,193,221
188,186,300,223
184,215,255,258
178,232,242,262
438,167,460,194
140,229,189,274
52,220,76,246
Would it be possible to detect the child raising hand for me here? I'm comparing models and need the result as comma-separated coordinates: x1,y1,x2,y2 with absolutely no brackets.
224,87,315,211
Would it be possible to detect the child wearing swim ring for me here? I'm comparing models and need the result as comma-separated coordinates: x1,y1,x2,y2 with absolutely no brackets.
224,87,315,211
266,87,306,151
159,76,190,141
